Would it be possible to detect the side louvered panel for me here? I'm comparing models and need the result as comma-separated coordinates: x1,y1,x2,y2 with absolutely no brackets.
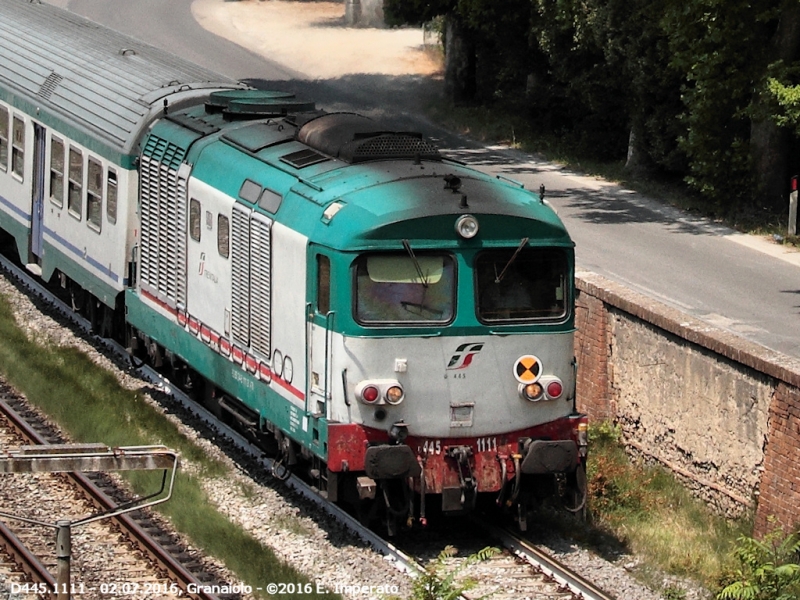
138,135,187,307
231,204,251,346
138,154,158,294
249,214,272,357
158,163,175,298
174,164,190,307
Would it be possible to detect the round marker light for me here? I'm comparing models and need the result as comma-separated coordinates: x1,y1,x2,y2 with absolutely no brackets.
546,380,564,399
521,382,544,401
361,385,380,404
386,385,404,405
455,214,479,239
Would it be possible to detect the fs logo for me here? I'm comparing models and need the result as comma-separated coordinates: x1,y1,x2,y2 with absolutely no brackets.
446,343,484,370
198,252,206,276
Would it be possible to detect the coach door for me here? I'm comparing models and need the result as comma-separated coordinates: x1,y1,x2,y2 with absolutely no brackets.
29,123,45,262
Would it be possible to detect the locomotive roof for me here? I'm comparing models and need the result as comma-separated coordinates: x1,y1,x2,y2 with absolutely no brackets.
190,129,571,249
145,100,573,250
0,0,241,160
295,163,574,249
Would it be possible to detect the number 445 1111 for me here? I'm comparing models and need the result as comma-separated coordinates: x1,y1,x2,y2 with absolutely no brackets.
419,437,498,455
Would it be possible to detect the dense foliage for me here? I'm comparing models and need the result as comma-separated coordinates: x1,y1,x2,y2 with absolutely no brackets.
386,0,800,216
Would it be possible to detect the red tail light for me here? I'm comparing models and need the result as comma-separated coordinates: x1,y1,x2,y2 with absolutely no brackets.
546,381,563,399
361,385,379,404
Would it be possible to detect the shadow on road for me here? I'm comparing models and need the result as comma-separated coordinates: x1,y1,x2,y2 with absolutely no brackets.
244,75,726,234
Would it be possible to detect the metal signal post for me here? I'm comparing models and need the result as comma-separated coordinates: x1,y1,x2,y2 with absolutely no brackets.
0,444,179,599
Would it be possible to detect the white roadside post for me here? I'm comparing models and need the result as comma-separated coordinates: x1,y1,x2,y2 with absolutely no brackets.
789,175,798,236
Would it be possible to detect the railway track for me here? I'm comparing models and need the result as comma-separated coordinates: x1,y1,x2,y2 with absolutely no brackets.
0,253,619,600
0,389,234,600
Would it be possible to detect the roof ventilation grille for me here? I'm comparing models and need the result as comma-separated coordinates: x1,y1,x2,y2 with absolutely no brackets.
346,133,441,163
38,72,63,100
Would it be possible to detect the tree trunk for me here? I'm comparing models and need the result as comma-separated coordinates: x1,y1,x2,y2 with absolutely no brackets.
444,13,476,104
625,121,653,176
750,5,800,214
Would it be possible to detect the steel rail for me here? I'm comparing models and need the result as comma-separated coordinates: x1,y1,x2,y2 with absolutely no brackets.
476,520,616,600
0,518,57,596
0,395,221,600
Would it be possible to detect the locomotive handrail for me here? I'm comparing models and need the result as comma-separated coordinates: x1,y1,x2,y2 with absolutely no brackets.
305,303,312,415
324,310,335,419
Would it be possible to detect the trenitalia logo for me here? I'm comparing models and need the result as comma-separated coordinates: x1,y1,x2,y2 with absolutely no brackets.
446,343,484,370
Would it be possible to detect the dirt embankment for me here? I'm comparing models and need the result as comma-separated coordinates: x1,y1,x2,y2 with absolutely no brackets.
191,0,443,79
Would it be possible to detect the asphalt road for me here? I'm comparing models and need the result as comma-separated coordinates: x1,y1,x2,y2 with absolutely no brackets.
64,0,800,358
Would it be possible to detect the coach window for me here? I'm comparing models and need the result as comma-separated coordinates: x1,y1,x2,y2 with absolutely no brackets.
189,199,201,242
50,137,65,207
11,116,24,179
0,106,8,171
317,255,331,314
217,214,229,258
106,169,117,224
87,158,103,232
68,147,83,218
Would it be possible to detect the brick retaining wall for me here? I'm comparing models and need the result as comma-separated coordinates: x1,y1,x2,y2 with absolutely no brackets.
575,271,800,535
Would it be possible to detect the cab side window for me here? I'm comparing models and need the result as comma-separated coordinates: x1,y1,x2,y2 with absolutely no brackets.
217,214,229,258
189,199,201,242
317,254,331,314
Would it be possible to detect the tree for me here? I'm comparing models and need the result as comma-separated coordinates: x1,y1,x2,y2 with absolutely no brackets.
388,0,800,216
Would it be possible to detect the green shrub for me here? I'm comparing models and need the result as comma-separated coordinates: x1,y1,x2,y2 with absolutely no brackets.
717,523,800,600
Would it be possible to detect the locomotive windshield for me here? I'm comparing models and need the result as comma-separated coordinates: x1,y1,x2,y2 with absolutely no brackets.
476,247,568,322
355,253,455,324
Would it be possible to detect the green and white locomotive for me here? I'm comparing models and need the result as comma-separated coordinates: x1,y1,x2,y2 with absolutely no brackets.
0,0,587,531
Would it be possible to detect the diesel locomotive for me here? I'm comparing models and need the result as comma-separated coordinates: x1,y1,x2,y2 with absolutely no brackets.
0,0,587,532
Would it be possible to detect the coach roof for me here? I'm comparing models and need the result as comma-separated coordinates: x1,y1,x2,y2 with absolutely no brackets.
0,0,240,157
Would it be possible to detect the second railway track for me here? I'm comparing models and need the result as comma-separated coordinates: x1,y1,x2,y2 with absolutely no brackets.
0,387,236,600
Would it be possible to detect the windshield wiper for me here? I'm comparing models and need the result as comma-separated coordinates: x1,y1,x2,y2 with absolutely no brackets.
495,237,529,283
402,239,429,288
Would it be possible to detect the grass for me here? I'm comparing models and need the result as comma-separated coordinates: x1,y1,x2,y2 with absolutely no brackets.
581,422,750,595
0,294,339,600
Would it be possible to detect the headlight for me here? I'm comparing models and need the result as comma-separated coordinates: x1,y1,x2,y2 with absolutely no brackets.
455,214,479,239
519,377,565,401
386,385,404,405
519,382,544,401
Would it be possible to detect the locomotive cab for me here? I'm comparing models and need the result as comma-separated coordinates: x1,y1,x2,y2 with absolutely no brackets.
313,201,588,529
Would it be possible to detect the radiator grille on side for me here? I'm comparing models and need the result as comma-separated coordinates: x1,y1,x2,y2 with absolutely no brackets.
139,135,187,308
249,214,272,357
231,204,251,346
